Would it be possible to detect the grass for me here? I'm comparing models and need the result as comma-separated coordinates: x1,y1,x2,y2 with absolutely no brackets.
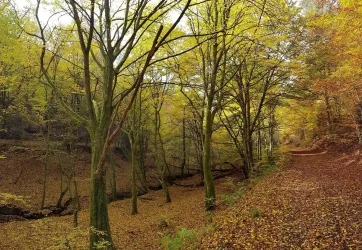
159,226,212,250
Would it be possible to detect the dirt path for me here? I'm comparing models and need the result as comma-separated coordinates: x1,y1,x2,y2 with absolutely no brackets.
200,148,362,249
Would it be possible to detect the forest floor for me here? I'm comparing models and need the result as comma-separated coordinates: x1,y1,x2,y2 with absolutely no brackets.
0,139,133,211
199,141,362,249
0,139,240,249
0,140,362,249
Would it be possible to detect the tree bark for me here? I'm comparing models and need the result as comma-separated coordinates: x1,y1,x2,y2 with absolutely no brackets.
89,148,114,248
181,108,186,177
89,116,114,248
109,151,117,201
130,135,138,215
203,103,215,210
154,98,171,203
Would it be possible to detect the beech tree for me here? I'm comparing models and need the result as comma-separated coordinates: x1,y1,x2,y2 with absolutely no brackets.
182,0,272,210
28,0,192,248
218,0,300,177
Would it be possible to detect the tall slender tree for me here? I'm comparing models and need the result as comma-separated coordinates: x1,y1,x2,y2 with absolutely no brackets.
30,0,192,248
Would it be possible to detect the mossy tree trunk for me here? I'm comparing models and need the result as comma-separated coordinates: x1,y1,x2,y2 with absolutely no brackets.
89,124,114,248
203,102,215,210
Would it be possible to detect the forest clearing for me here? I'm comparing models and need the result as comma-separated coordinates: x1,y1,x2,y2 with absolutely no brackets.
1,0,362,249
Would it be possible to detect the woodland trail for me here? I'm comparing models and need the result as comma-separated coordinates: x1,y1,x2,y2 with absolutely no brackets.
200,147,362,249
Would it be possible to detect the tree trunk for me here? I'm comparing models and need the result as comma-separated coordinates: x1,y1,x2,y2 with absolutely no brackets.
257,129,262,161
181,110,186,177
155,146,171,203
129,106,138,215
130,139,138,215
41,100,51,210
241,118,254,180
268,113,274,159
154,105,171,203
109,151,117,201
324,90,332,133
71,149,80,227
89,131,114,249
203,106,215,210
89,171,113,248
72,175,80,228
137,92,148,191
56,174,71,208
138,132,148,191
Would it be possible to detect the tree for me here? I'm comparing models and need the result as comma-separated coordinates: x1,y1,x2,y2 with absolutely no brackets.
29,0,192,248
152,83,172,203
0,2,41,140
294,0,362,143
184,0,236,210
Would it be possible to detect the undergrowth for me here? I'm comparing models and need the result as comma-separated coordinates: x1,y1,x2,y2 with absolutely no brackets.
221,145,292,208
159,226,211,250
